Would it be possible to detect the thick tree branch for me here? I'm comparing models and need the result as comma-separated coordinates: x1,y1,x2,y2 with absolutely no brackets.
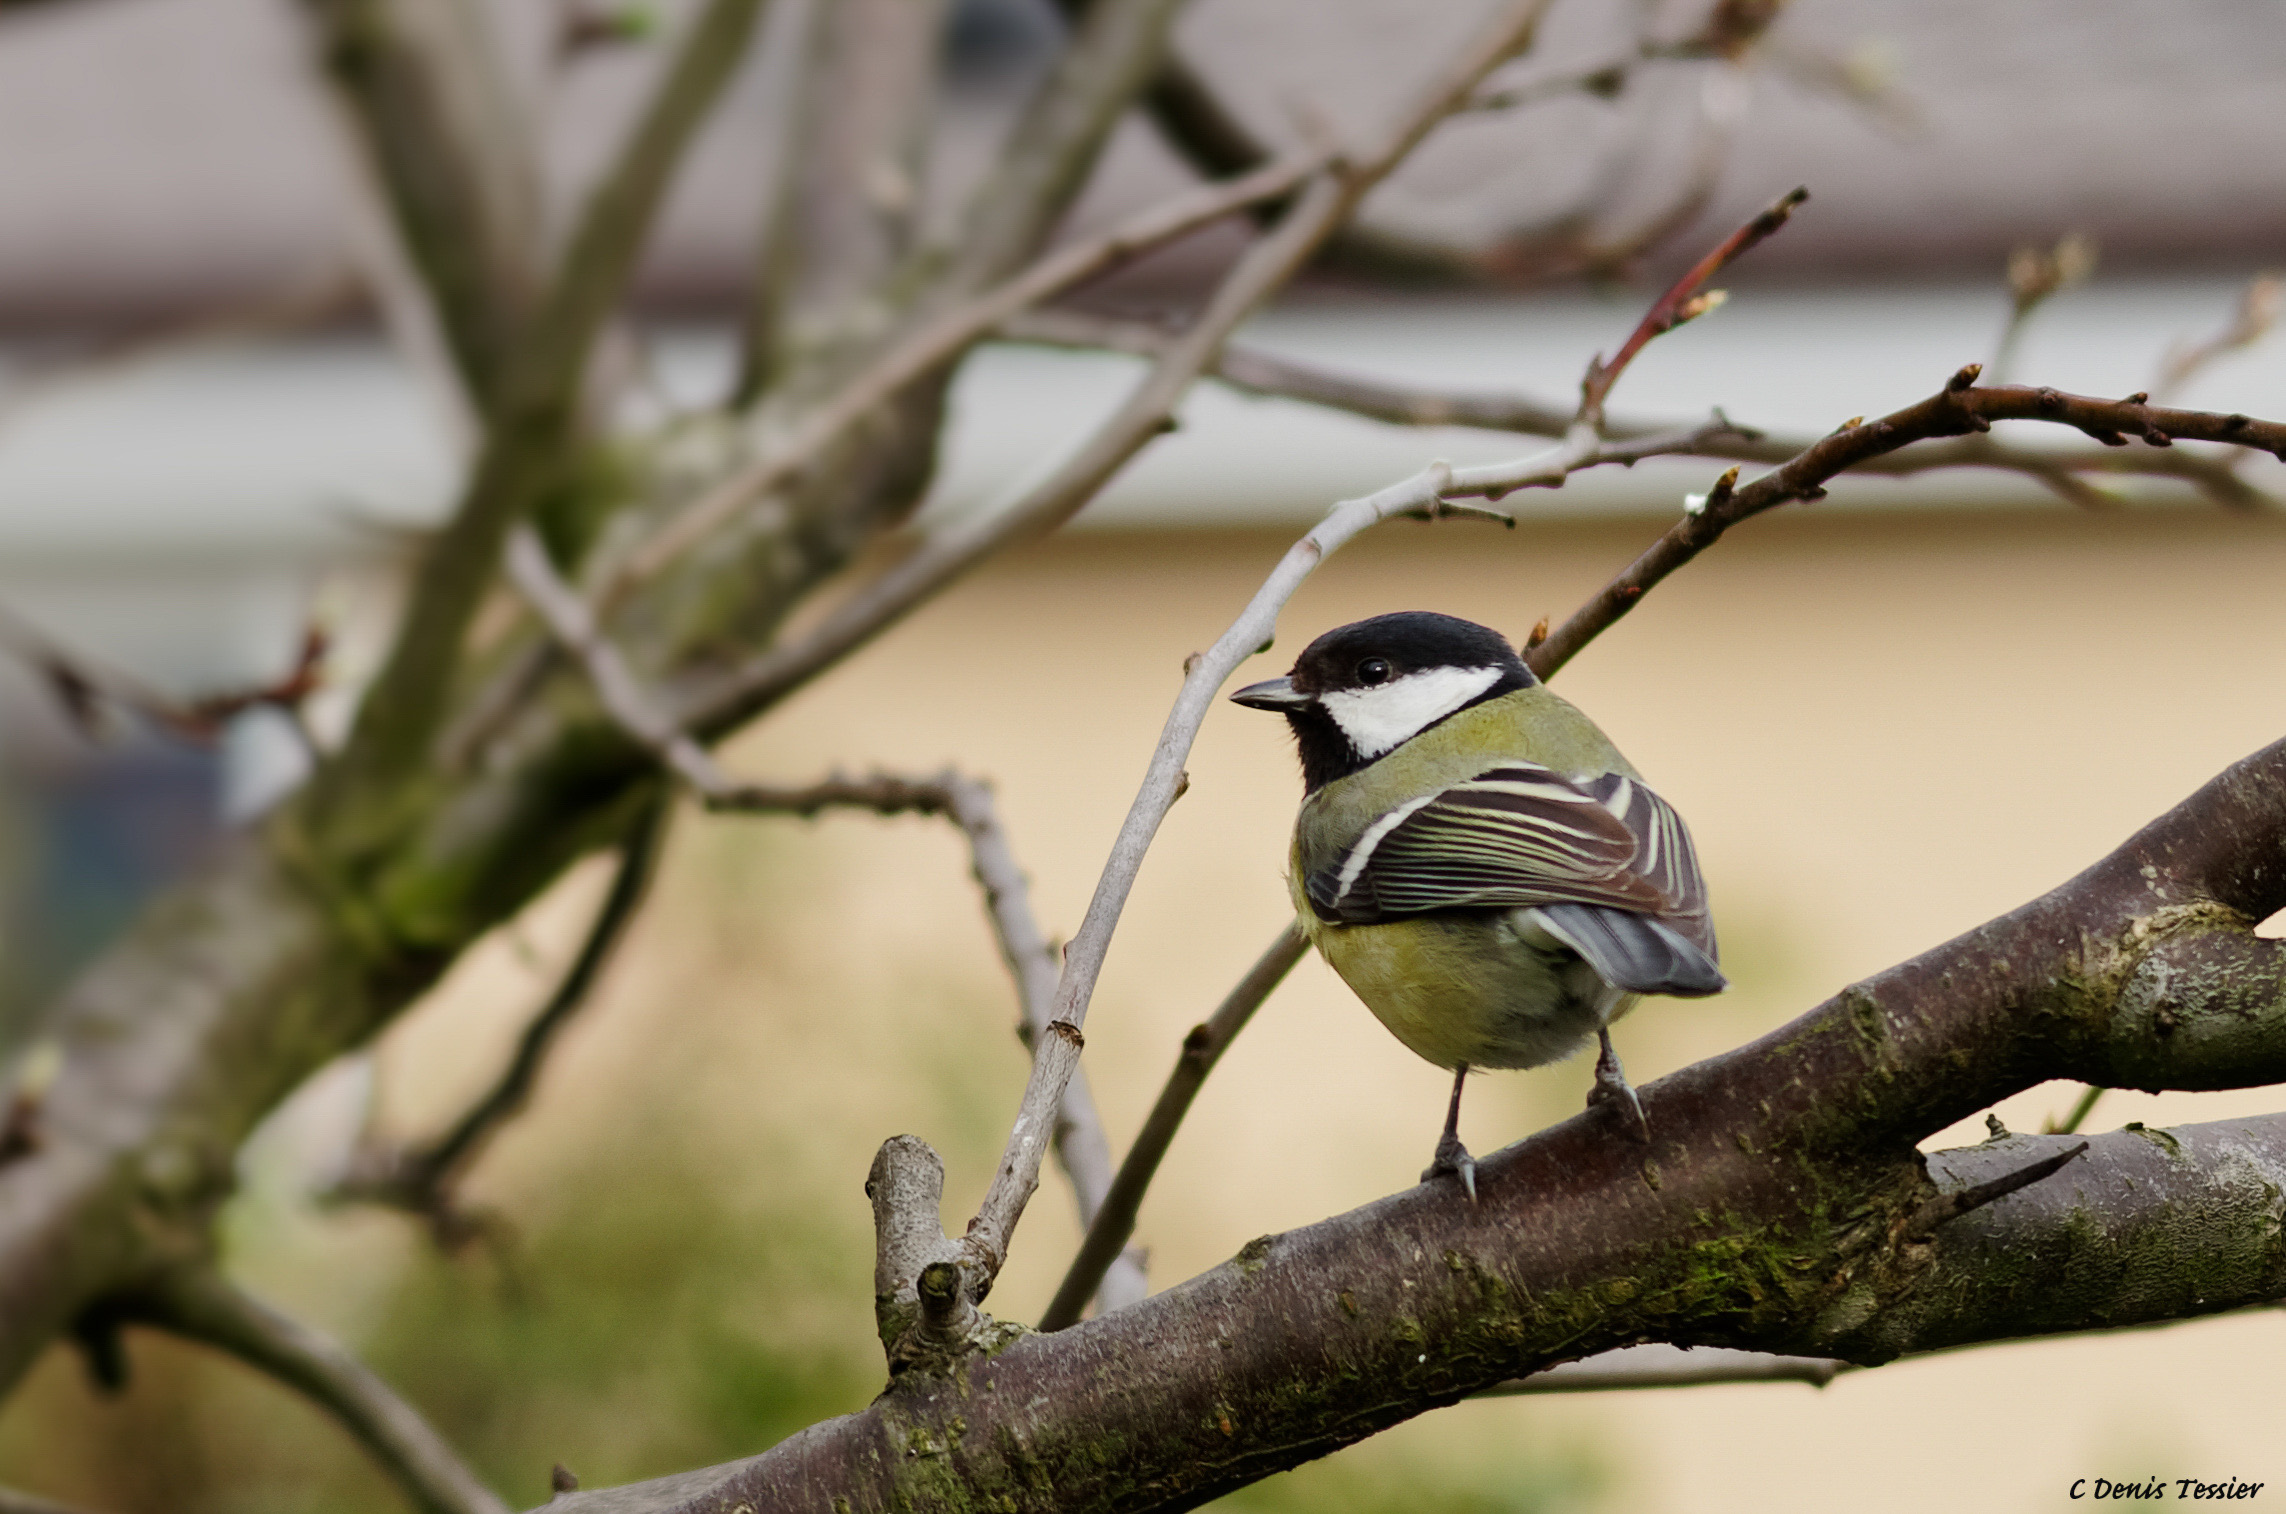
121,1268,510,1514
541,733,2286,1513
313,0,770,826
301,0,541,409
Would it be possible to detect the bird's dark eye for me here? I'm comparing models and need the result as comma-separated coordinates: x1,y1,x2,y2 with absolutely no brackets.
1357,658,1392,686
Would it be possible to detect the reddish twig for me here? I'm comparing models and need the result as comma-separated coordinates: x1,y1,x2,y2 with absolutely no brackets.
1528,368,2286,680
0,610,326,746
1576,185,1809,427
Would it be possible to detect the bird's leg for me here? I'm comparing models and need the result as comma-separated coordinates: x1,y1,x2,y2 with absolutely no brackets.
1421,1062,1477,1202
1588,1028,1651,1144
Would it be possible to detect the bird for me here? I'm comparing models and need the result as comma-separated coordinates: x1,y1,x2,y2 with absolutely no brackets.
1230,610,1725,1201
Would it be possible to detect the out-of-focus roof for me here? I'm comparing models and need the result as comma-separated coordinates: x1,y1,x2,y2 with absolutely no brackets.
0,0,2280,323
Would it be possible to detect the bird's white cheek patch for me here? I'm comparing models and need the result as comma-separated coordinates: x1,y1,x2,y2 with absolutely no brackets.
1320,665,1502,759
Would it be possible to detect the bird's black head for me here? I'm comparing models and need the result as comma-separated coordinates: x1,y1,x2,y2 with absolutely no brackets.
1230,611,1536,791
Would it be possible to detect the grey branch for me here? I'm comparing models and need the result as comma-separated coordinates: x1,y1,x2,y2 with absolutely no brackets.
1039,923,1308,1331
332,800,669,1233
1003,309,2283,512
124,1268,510,1514
2154,272,2284,402
1484,1344,1850,1394
510,522,1142,1315
942,0,1194,295
613,151,1327,593
707,773,1147,1317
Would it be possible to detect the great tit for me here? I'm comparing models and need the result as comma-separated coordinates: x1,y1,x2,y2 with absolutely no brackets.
1232,611,1725,1200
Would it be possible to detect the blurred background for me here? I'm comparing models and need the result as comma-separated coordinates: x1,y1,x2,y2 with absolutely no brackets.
1,0,2285,1509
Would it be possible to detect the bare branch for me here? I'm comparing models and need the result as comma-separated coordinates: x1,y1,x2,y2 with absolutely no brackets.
1008,307,2285,513
705,770,1148,1314
611,151,1328,593
300,0,543,407
123,1269,510,1514
504,525,731,790
1528,374,2286,681
2154,271,2284,402
1577,185,1808,427
678,0,1566,737
942,0,1193,294
0,608,327,747
332,800,668,1234
1039,923,1308,1331
509,521,1145,1310
1991,233,2097,385
1482,1344,1851,1394
529,0,774,404
1901,1140,2088,1237
2049,1084,2106,1135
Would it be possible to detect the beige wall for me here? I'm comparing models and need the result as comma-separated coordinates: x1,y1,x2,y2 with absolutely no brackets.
375,503,2286,1511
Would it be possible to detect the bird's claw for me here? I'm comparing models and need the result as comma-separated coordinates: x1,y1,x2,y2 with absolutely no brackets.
1590,1030,1652,1145
1422,1131,1478,1203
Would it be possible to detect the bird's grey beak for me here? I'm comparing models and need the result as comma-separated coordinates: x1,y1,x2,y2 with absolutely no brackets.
1230,676,1313,711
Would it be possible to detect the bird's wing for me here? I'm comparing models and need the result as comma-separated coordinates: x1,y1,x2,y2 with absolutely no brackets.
1305,763,1713,944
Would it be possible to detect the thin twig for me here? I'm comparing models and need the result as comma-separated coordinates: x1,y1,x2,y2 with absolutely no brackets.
708,772,1149,1313
124,1268,510,1514
609,151,1328,594
942,0,1194,295
2153,272,2284,402
1040,923,1307,1331
2050,1085,2106,1136
0,606,326,746
1990,234,2096,386
677,0,1566,741
1902,1141,2088,1238
507,524,1145,1304
951,402,1717,1300
527,0,773,404
1577,185,1808,427
1527,372,2286,681
334,799,668,1233
1001,309,2280,512
1478,1344,1851,1394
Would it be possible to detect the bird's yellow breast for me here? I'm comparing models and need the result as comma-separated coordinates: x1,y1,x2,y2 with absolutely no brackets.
1285,684,1644,1072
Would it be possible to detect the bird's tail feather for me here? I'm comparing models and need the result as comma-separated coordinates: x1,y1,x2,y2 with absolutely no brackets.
1529,903,1727,997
